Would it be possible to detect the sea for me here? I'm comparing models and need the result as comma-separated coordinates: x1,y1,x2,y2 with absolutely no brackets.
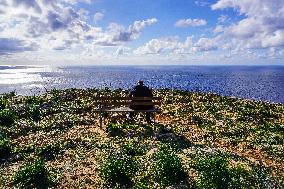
0,65,283,104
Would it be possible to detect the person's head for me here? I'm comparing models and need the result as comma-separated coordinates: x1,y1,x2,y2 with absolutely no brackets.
137,80,144,86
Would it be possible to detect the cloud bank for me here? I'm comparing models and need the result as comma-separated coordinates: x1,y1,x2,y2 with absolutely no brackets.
0,0,157,55
212,0,284,49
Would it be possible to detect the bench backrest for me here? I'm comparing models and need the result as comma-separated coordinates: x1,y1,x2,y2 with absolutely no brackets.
93,97,162,107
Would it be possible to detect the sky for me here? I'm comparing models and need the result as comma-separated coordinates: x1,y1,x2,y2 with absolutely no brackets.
0,0,284,65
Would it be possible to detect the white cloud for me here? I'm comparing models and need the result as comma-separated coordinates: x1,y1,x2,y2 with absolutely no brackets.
217,15,230,24
0,0,91,51
194,1,210,7
0,38,37,55
175,18,207,27
212,0,284,48
213,25,225,34
134,35,219,55
134,37,190,55
115,46,130,57
0,0,157,55
63,0,92,4
93,11,104,23
192,37,218,52
93,18,158,46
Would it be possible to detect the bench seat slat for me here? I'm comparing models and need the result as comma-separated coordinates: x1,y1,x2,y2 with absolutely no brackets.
93,96,162,127
93,97,162,101
94,107,161,113
93,102,161,106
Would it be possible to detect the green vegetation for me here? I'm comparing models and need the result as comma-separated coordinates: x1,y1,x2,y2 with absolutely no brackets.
0,109,18,126
13,159,55,188
98,139,188,188
37,143,62,160
0,88,283,188
100,152,139,187
151,146,187,187
0,137,12,160
27,105,42,122
0,97,8,110
195,154,251,189
121,140,146,157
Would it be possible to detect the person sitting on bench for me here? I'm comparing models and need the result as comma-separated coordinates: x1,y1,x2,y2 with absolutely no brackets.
129,80,153,123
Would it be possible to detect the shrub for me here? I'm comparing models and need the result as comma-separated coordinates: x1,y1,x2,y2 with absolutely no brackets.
106,123,124,136
28,105,42,122
100,153,139,187
25,96,44,106
37,143,61,160
250,165,279,188
121,140,145,157
152,147,187,187
196,154,231,189
0,138,12,160
13,145,35,160
1,91,16,99
0,97,8,110
0,109,18,126
13,159,54,189
196,154,252,189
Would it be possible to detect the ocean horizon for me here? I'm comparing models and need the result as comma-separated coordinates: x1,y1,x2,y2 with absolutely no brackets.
0,65,283,104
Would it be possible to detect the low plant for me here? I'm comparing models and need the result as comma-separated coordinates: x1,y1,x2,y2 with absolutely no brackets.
196,154,231,189
195,153,254,189
1,91,16,99
152,146,187,187
100,152,139,187
0,138,12,161
0,109,18,126
13,159,55,188
28,105,42,122
25,96,44,106
121,140,146,157
37,143,62,160
106,123,124,136
0,97,8,110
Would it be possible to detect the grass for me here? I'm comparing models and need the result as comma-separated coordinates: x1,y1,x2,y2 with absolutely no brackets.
106,123,154,137
0,88,283,188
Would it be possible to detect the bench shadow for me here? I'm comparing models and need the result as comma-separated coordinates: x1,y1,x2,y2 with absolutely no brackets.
105,115,204,152
154,123,205,151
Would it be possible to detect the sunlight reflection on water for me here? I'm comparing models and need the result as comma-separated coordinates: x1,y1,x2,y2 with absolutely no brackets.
0,66,58,85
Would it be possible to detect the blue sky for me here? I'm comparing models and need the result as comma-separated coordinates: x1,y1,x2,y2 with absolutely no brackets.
0,0,283,65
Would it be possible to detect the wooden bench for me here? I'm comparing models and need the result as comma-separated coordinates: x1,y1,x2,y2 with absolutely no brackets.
93,97,162,127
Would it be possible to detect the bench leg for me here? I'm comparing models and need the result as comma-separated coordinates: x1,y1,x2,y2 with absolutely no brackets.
99,114,103,128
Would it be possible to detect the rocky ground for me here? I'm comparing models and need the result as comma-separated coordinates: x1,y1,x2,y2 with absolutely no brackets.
0,88,283,188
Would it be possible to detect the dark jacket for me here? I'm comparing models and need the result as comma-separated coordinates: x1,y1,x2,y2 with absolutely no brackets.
129,85,153,110
130,85,153,97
